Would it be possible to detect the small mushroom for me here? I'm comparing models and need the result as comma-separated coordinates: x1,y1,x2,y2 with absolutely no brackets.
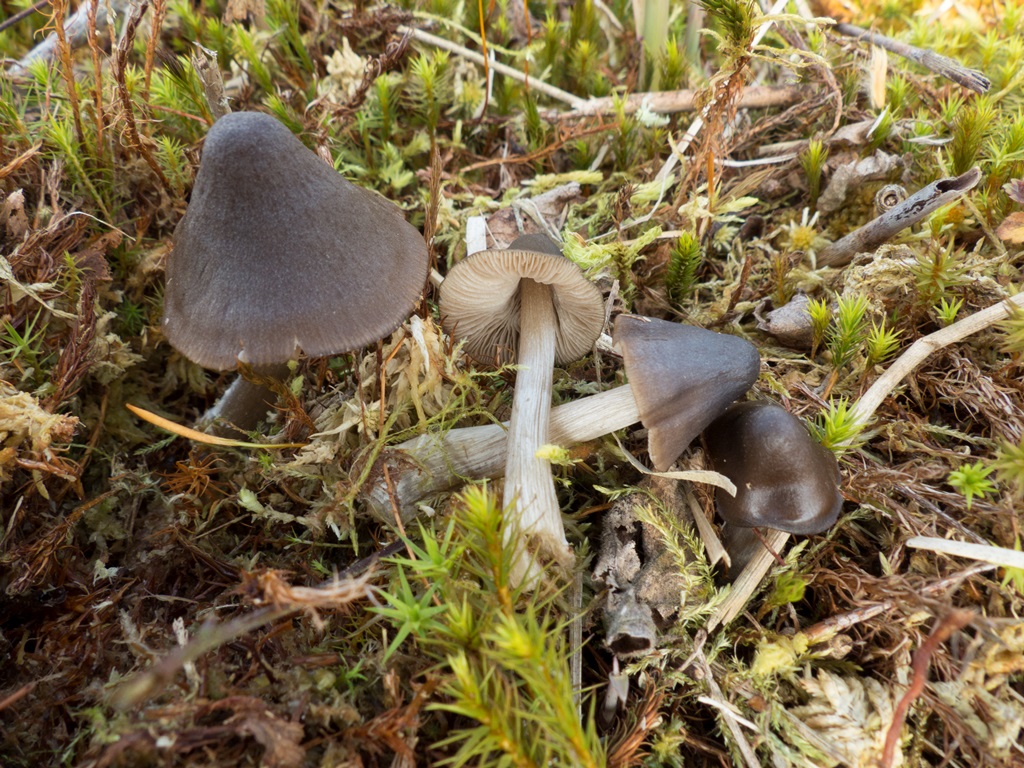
613,314,761,471
703,401,843,534
439,233,604,578
162,111,428,431
362,315,761,521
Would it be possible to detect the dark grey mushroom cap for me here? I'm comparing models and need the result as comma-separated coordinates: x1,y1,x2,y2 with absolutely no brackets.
163,111,429,370
613,314,760,471
703,401,843,535
439,237,603,366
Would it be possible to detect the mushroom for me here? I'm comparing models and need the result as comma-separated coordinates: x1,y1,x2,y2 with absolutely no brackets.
613,314,762,471
162,111,429,432
362,314,761,522
702,401,843,535
438,233,604,578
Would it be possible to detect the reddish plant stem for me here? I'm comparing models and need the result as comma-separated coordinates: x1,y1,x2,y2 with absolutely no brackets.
113,0,173,194
85,0,106,158
52,0,85,145
880,609,974,768
144,0,169,95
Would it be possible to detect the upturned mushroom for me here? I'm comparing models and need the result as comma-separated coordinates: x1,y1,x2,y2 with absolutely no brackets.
439,233,604,577
162,111,429,432
703,400,843,535
361,314,761,522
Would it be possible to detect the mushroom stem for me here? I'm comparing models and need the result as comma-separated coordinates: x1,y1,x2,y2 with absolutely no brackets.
505,278,567,580
201,362,290,436
361,384,641,523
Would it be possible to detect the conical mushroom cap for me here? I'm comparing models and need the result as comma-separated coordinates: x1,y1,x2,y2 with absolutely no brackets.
613,315,760,471
163,112,428,370
704,401,843,534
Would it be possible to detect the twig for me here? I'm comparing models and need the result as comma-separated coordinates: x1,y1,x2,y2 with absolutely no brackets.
695,650,763,768
880,609,974,768
834,22,990,94
842,291,1024,448
553,85,808,119
10,0,130,74
0,682,36,712
397,25,585,109
0,0,48,33
817,167,982,267
801,563,993,644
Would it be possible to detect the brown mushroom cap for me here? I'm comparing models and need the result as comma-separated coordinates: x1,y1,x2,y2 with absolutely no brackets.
703,401,843,535
163,111,429,370
438,238,604,365
613,314,760,471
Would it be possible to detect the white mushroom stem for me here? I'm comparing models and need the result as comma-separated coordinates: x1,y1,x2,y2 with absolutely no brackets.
201,362,290,436
362,384,641,523
505,279,566,580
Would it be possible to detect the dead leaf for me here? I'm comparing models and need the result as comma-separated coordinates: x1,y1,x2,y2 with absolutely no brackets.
996,212,1024,243
1003,178,1024,205
3,189,29,239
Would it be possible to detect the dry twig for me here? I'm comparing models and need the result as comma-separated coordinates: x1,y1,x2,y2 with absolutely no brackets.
834,22,990,94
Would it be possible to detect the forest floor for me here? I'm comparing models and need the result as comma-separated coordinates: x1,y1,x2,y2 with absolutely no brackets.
2,0,1024,766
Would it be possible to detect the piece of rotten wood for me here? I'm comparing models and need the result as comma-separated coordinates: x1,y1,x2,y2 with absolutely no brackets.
816,167,981,267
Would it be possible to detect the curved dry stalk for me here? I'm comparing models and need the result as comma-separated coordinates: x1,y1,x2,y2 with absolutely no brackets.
842,292,1024,447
